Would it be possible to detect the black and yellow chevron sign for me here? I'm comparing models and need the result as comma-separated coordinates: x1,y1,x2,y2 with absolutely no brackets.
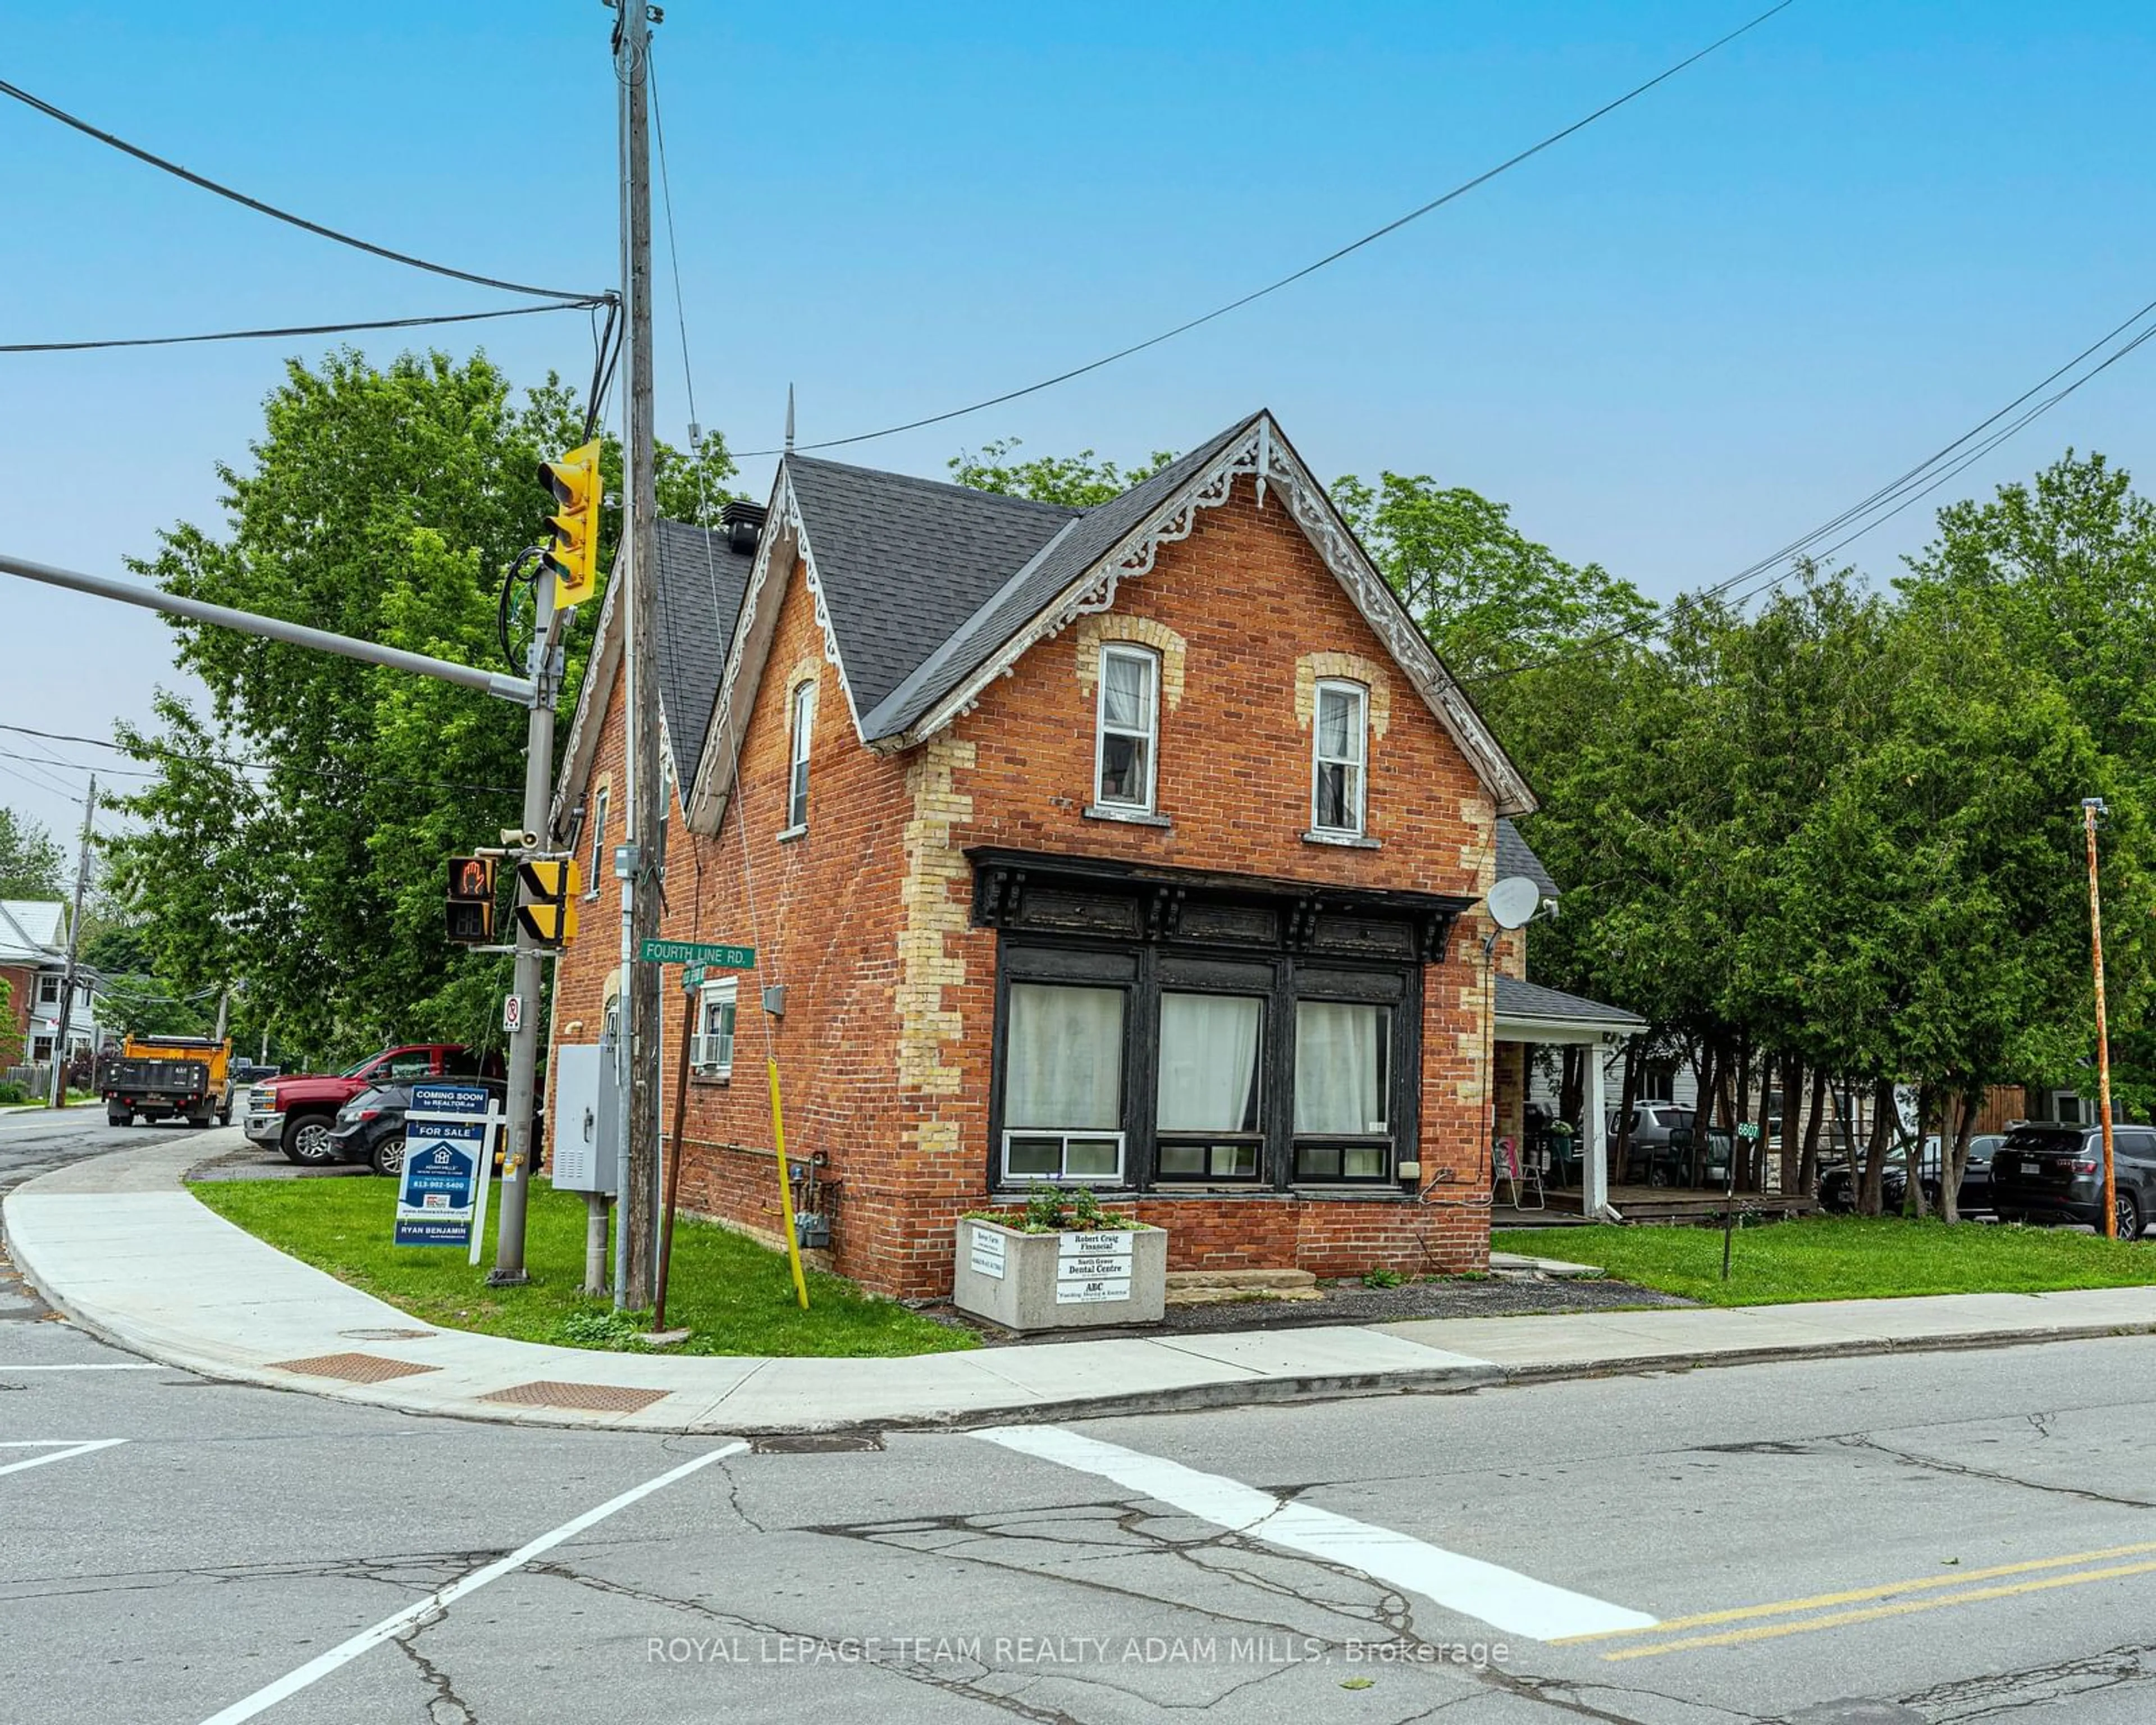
515,857,582,946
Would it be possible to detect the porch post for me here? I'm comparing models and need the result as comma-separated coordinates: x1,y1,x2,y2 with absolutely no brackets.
1584,1039,1610,1219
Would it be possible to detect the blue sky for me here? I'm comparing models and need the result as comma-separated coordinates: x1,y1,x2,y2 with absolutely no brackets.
4,0,2155,843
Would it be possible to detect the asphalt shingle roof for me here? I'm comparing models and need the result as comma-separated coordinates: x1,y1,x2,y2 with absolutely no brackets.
652,519,749,788
783,456,1078,720
859,418,1261,740
1496,819,1560,898
1494,975,1644,1028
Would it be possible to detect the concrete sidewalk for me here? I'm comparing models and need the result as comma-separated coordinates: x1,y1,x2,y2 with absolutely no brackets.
13,1142,2156,1435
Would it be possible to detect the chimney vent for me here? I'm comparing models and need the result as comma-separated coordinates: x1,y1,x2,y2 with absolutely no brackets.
721,499,766,556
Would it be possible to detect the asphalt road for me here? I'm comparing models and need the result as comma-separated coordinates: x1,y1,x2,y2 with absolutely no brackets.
7,1120,2156,1723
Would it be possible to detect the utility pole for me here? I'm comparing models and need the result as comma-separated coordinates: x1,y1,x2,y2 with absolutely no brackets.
2085,797,2120,1238
618,0,663,1308
47,775,94,1108
490,559,560,1285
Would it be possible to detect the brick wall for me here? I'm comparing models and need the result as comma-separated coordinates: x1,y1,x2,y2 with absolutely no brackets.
549,471,1505,1297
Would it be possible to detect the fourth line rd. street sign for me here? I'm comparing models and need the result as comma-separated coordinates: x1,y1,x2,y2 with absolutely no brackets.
640,938,755,970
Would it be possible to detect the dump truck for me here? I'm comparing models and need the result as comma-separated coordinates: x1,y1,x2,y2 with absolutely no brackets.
98,1035,234,1128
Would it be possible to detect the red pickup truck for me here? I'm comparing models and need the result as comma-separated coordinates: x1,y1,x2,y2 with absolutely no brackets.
243,1043,504,1165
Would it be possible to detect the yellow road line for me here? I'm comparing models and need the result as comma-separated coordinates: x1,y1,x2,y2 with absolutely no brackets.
1554,1539,2156,1644
1602,1559,2156,1661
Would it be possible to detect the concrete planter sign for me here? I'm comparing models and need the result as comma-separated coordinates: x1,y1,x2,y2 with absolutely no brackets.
952,1218,1167,1332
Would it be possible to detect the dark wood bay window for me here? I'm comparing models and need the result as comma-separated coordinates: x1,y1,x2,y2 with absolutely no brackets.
972,848,1468,1195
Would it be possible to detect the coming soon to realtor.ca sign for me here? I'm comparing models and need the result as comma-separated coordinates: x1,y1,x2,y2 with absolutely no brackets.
393,1083,494,1248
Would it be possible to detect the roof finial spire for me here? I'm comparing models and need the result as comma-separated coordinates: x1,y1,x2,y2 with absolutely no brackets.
784,384,796,453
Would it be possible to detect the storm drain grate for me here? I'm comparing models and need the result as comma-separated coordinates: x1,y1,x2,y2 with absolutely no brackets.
750,1432,886,1454
268,1352,441,1384
478,1380,672,1414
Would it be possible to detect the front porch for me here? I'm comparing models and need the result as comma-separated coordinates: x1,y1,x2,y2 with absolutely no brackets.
1491,976,1646,1222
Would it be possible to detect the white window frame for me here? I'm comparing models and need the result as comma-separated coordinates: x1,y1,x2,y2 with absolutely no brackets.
1000,1129,1127,1186
785,682,814,831
1093,642,1159,814
692,977,738,1079
36,974,60,1006
584,784,609,898
1310,679,1368,836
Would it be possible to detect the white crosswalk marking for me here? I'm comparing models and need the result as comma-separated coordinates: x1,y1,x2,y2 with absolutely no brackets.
976,1424,1656,1641
0,1438,127,1477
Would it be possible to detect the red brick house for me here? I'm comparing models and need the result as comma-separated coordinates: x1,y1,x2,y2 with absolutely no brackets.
546,409,1619,1298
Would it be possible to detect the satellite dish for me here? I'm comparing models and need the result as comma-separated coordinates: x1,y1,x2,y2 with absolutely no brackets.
1486,875,1541,930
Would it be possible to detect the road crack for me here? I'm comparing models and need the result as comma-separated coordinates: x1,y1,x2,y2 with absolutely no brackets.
1838,1435,2156,1509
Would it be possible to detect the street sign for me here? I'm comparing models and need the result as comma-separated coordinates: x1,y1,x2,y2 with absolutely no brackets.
640,938,755,969
503,993,524,1034
683,964,705,992
395,1083,495,1249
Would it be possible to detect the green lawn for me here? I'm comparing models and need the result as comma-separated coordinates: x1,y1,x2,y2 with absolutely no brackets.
191,1176,976,1358
1495,1216,2156,1307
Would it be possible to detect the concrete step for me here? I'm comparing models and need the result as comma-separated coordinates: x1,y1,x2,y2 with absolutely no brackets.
1164,1268,1318,1290
1164,1285,1326,1307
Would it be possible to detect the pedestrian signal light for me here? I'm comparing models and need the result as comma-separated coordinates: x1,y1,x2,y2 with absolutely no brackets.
446,856,497,946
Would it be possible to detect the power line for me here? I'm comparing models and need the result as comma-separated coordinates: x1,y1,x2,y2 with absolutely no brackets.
0,721,522,798
736,0,1797,457
2,299,605,356
0,76,609,305
1467,295,2156,686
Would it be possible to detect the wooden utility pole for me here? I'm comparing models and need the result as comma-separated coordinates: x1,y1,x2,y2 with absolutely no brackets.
2085,798,2120,1238
617,0,663,1307
47,774,94,1107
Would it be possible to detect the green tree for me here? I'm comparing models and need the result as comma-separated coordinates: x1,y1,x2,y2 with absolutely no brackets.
1331,473,1655,688
0,806,65,899
103,348,737,1065
948,438,1176,506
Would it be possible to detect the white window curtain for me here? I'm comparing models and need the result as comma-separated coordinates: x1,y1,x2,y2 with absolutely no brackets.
1006,984,1123,1129
1294,1001,1388,1134
1158,993,1262,1132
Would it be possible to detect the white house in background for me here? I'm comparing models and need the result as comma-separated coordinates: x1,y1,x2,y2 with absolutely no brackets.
0,900,97,1070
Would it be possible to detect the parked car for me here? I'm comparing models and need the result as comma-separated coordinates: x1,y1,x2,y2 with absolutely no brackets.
1991,1122,2156,1238
244,1043,504,1167
1820,1143,1936,1214
325,1078,541,1178
1609,1105,1697,1185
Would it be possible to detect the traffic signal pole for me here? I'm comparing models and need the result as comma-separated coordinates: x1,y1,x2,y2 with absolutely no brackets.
490,568,559,1284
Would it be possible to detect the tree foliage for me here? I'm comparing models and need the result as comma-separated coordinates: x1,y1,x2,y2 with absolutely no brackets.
0,806,65,900
948,438,1176,507
102,348,736,1066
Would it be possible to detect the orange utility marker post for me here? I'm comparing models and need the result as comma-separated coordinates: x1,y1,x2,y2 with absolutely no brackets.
2085,798,2120,1239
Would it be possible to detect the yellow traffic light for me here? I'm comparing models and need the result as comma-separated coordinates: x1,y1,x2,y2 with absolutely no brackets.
515,857,582,946
540,440,602,609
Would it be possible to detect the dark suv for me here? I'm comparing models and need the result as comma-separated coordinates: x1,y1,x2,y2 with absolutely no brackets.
1990,1123,2156,1239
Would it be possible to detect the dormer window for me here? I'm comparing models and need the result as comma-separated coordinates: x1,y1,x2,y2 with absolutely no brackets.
1312,679,1368,836
1094,643,1158,813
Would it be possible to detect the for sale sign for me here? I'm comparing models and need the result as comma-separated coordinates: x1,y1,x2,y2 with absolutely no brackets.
394,1082,495,1249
